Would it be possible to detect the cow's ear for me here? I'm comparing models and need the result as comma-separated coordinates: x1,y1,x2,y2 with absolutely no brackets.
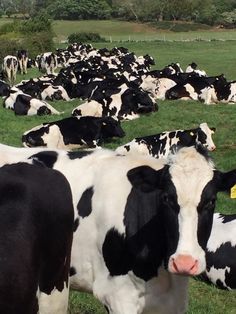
214,169,236,192
127,165,165,193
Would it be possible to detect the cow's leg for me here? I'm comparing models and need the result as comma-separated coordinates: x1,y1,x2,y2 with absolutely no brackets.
38,284,69,314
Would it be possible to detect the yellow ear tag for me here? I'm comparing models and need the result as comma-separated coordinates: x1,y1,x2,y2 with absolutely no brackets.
230,184,236,198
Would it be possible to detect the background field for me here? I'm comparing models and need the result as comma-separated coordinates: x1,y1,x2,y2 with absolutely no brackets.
0,21,236,313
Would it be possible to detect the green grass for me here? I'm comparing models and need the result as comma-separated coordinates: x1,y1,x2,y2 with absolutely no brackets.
52,19,236,43
0,39,236,313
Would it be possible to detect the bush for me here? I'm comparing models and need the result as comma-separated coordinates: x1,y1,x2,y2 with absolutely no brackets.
0,31,55,64
68,32,107,43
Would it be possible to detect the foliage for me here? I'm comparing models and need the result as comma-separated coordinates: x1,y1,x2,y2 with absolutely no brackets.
19,13,53,33
47,0,112,20
68,32,106,43
219,10,236,28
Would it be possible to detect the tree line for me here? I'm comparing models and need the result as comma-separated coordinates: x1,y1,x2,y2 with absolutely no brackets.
1,0,236,27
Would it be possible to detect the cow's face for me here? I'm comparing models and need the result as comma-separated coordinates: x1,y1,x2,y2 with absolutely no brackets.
132,88,156,113
100,117,125,139
197,122,216,151
22,124,50,147
128,146,236,276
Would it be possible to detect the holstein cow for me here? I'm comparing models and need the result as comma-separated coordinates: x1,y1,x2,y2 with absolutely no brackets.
22,116,125,149
0,162,74,314
26,145,236,314
2,55,18,85
199,212,236,290
72,83,157,121
38,52,58,75
1,145,236,313
116,123,216,158
3,88,61,116
17,49,29,74
0,79,10,97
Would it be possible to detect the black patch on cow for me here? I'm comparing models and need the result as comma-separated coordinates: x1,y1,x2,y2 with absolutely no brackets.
67,150,92,160
0,163,74,311
205,241,236,289
73,217,79,231
30,151,58,168
77,187,94,218
70,266,77,277
103,184,168,281
220,213,236,223
14,94,31,115
197,180,216,250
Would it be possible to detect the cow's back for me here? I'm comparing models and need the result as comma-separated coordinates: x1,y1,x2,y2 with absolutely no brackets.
0,163,74,314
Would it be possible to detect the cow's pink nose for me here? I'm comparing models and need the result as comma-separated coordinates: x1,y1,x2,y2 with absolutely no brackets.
169,255,199,275
209,145,216,151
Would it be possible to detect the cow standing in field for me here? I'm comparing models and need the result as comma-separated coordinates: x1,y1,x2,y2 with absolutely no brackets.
0,162,74,314
38,52,58,75
116,123,216,158
17,49,28,75
0,144,236,313
2,55,18,85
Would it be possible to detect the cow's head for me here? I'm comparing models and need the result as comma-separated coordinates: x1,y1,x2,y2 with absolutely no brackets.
127,146,236,276
100,117,125,139
197,122,216,151
22,124,50,147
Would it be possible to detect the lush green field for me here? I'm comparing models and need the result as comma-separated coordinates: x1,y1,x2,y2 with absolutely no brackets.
0,40,236,313
52,19,236,43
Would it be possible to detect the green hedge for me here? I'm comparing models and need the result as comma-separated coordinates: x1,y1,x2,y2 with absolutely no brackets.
68,32,106,43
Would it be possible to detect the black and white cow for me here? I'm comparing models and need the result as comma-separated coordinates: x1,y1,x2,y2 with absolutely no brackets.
72,82,157,120
200,212,236,290
0,162,74,313
2,55,18,85
3,88,61,116
116,123,216,158
38,52,58,75
17,49,28,75
1,144,236,313
0,79,10,97
22,116,125,149
185,62,207,77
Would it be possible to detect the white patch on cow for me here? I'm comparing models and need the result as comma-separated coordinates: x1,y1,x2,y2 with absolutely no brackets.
140,75,159,98
207,213,236,251
205,266,231,290
184,84,198,100
168,147,214,274
27,99,61,115
73,100,103,117
41,124,64,148
116,139,150,156
41,85,70,101
199,122,216,151
199,87,217,104
155,78,176,100
37,282,69,314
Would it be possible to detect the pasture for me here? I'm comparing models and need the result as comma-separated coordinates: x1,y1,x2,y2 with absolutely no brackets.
0,38,236,313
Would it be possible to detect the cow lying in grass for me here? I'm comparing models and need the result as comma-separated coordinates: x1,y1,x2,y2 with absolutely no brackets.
22,116,125,149
3,88,61,116
116,122,216,158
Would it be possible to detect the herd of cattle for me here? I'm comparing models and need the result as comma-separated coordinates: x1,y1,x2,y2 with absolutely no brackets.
0,43,235,313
